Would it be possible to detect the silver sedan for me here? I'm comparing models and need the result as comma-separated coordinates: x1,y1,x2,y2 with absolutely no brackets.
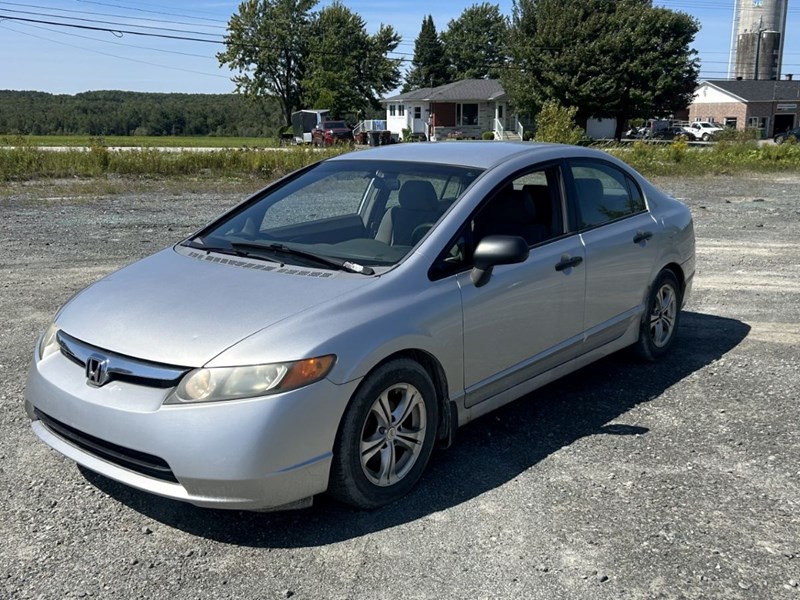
25,142,695,510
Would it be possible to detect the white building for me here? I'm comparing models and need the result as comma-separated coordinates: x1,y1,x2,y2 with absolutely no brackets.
382,79,523,142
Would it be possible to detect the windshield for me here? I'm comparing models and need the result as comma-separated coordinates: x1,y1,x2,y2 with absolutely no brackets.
189,160,482,270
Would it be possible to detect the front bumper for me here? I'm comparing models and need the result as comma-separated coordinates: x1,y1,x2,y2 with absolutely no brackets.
25,348,360,510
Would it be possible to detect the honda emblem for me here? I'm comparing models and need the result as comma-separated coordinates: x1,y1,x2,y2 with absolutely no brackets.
85,355,110,387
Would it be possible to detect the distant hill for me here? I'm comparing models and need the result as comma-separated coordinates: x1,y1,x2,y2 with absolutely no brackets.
0,90,283,137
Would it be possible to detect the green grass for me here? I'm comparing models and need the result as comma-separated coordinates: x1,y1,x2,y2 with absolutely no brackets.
1,135,282,148
1,138,798,186
0,144,352,182
603,138,800,177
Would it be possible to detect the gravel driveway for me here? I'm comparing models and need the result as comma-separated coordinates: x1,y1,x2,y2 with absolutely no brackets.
1,173,798,599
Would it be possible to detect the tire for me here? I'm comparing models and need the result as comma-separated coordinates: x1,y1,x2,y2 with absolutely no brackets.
775,136,784,145
633,270,682,362
702,133,710,142
328,359,439,509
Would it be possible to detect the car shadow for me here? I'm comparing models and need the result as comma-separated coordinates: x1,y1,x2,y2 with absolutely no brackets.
82,310,750,547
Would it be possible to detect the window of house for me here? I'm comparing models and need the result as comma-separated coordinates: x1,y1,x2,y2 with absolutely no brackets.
457,103,479,126
398,105,405,117
414,106,422,119
389,105,396,117
724,117,737,128
497,105,504,120
749,116,768,129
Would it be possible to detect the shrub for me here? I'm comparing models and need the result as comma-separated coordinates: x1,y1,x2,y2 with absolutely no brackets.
482,131,495,140
534,101,584,145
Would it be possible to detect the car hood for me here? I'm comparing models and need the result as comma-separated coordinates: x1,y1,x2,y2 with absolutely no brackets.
56,246,375,367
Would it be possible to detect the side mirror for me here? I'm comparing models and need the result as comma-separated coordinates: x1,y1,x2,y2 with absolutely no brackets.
470,235,529,287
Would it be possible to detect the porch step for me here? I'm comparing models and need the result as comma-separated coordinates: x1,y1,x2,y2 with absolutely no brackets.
501,132,522,141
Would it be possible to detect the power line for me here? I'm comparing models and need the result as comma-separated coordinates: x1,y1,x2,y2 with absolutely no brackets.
13,18,218,60
0,7,222,36
0,14,223,42
0,1,227,29
73,0,228,23
0,22,230,79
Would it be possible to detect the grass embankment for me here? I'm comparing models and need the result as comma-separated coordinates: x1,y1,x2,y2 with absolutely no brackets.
3,135,281,148
604,137,800,177
0,142,351,183
1,136,798,185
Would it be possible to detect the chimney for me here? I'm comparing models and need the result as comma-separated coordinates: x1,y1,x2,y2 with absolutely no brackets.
787,74,794,81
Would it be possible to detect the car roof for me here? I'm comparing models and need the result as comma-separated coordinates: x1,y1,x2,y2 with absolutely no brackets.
327,141,568,170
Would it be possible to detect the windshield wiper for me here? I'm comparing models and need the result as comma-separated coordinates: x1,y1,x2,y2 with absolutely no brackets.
231,242,375,276
182,240,283,265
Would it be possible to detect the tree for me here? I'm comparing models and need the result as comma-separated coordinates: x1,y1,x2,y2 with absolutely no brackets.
218,0,317,126
302,2,402,119
441,3,508,80
404,15,450,91
503,0,699,139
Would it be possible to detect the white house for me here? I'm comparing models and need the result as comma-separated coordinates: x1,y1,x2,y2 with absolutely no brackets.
382,79,523,141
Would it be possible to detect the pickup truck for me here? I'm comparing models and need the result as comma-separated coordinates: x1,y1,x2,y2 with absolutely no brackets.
683,121,724,141
312,120,354,146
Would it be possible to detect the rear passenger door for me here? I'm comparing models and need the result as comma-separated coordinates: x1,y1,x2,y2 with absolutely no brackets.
566,159,659,352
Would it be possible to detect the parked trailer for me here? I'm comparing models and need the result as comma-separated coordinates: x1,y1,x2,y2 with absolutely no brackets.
291,109,329,145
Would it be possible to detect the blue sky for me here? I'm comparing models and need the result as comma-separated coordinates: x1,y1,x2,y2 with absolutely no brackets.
0,0,798,94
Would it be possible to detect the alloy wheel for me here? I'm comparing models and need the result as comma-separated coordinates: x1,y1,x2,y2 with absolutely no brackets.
650,283,677,348
359,383,427,487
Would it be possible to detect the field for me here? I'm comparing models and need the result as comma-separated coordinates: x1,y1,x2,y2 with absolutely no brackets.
1,134,282,148
1,138,799,184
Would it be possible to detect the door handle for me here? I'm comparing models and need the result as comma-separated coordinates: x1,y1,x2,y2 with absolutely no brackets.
633,231,653,244
555,256,583,271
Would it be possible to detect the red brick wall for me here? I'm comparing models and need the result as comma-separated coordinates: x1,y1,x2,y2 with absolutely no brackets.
688,102,747,128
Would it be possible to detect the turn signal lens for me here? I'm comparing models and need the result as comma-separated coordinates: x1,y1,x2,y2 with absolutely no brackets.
281,356,336,391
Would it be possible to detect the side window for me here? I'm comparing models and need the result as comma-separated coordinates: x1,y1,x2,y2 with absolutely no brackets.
433,165,564,278
472,166,563,247
569,161,645,229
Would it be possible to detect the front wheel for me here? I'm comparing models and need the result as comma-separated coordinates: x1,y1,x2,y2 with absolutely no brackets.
328,359,438,509
633,270,682,362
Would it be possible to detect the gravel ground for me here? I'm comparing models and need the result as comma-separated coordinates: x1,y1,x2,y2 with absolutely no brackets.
1,173,799,600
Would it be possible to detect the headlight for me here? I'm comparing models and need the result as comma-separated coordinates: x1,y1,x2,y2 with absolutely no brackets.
38,322,60,361
166,355,335,404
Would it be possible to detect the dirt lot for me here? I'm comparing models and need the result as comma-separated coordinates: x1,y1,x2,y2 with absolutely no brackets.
1,173,799,599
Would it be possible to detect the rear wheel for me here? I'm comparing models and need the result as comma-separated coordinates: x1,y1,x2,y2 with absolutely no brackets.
328,359,438,509
634,270,682,362
702,133,711,142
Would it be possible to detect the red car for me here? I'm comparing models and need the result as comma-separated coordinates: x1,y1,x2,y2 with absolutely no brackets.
312,120,354,146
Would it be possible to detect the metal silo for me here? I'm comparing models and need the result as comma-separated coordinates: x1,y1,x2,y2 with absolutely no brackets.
729,0,789,79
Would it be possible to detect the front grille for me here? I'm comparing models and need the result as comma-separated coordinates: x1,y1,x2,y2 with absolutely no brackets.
35,409,178,483
56,331,190,389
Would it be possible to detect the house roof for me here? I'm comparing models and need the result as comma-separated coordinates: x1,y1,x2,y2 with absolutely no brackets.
703,79,800,102
384,79,506,103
